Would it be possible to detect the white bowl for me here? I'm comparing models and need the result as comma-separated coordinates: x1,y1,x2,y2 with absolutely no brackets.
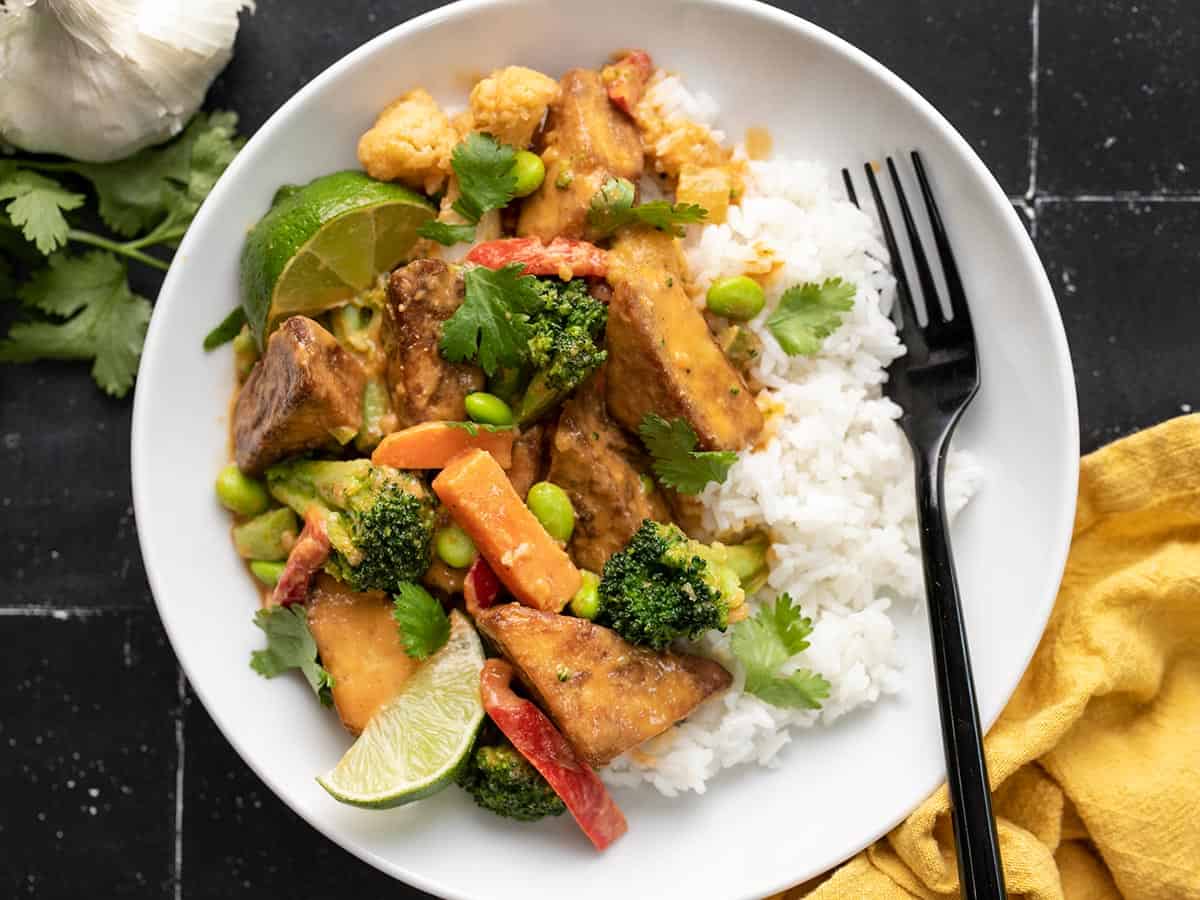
131,1,1078,897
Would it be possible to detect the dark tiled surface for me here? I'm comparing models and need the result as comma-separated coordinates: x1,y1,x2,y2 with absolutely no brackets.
1039,0,1200,194
1,2,1196,898
1036,199,1198,450
1,368,148,610
0,614,177,898
799,0,1034,196
182,698,400,899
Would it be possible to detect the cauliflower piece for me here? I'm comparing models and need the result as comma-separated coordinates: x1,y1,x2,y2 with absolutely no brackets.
358,88,457,193
469,66,560,149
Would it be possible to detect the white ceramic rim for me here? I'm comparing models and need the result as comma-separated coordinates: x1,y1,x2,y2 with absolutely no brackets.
131,1,1080,896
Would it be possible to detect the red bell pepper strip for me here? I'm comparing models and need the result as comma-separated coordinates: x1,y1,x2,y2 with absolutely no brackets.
270,510,330,607
480,659,628,850
463,556,501,617
466,238,609,279
602,50,653,116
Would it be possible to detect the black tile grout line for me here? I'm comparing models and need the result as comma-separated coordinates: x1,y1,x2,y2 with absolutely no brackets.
0,606,136,617
173,665,186,900
1027,0,1040,208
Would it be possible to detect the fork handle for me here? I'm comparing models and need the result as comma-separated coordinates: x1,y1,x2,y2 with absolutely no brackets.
914,443,1007,899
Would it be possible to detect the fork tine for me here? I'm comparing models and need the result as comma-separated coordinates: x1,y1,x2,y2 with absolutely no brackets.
864,163,920,343
887,157,945,325
912,151,971,326
841,168,859,208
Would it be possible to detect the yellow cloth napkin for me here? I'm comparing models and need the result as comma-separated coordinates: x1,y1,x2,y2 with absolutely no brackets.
776,415,1200,900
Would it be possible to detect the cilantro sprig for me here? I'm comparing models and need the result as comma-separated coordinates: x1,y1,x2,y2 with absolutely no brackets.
452,132,518,222
249,605,335,706
0,111,242,396
439,263,543,376
416,132,521,247
392,582,451,660
731,594,830,710
417,220,477,247
587,177,707,236
638,413,737,495
766,278,855,357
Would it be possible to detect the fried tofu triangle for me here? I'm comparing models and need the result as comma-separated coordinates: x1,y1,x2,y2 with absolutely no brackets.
306,575,418,735
475,604,732,767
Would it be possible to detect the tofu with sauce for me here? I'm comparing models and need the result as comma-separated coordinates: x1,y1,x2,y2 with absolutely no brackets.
233,316,366,475
547,372,670,572
306,575,418,735
475,604,731,767
382,259,485,427
605,229,763,451
517,68,644,243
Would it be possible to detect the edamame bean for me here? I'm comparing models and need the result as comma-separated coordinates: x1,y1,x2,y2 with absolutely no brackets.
526,481,576,542
464,391,515,427
705,275,765,321
215,464,271,516
510,150,546,197
435,525,477,569
570,570,600,620
250,560,286,586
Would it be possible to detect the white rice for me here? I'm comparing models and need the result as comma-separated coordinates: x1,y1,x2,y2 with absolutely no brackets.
604,78,983,796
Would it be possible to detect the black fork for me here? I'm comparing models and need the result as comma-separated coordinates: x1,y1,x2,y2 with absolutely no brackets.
844,153,1006,898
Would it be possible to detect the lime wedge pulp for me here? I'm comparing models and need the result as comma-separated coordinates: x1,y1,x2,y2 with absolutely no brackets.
240,171,434,345
317,611,485,809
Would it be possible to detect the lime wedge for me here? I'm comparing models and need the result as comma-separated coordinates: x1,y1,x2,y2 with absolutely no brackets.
317,611,484,809
240,171,434,345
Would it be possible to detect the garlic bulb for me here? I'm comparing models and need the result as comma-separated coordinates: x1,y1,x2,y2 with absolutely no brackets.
0,0,253,162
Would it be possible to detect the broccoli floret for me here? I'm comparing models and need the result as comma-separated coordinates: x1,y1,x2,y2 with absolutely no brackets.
265,458,434,593
596,520,769,649
516,278,607,424
457,741,566,822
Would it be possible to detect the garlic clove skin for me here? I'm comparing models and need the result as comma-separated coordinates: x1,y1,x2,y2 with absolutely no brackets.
0,0,253,163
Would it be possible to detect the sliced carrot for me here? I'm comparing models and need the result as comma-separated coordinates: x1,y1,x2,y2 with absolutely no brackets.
371,421,516,470
432,450,581,613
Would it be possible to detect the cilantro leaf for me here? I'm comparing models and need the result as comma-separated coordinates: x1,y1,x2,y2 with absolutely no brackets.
451,133,517,223
766,278,855,356
71,111,242,238
746,671,833,710
392,582,451,660
203,307,247,351
18,251,125,317
587,177,707,236
249,605,335,700
439,263,541,376
731,594,830,710
0,171,86,254
0,252,150,396
638,413,737,495
417,219,476,246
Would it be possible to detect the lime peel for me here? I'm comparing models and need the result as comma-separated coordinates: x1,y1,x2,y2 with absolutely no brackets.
316,610,484,809
240,171,434,346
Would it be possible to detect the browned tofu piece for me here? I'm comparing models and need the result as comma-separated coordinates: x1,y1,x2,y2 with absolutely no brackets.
475,604,731,767
506,423,549,501
605,229,763,450
306,575,418,735
547,373,670,572
517,69,644,243
233,316,366,475
382,259,484,427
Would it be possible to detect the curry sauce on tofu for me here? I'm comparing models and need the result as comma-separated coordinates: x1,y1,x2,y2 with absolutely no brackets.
223,50,796,849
